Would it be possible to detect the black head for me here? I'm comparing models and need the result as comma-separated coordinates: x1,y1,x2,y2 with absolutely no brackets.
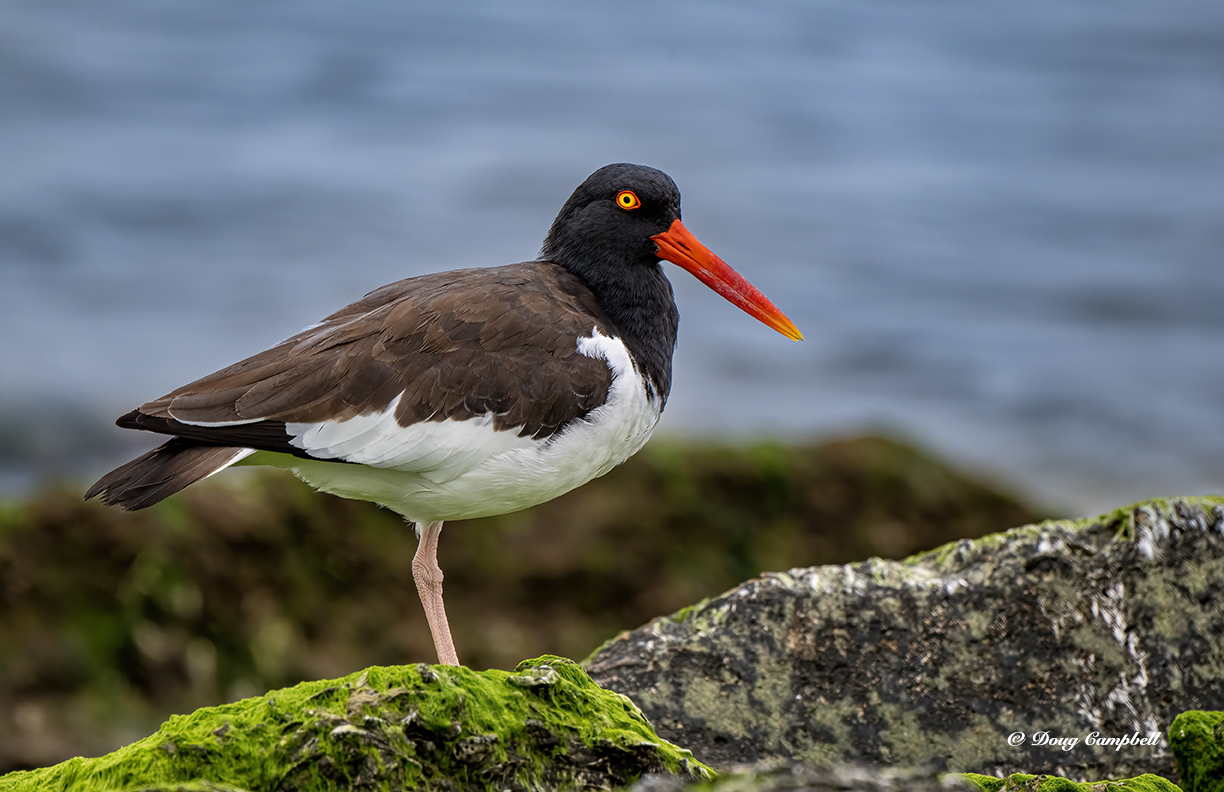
539,164,684,402
541,163,682,274
536,163,802,403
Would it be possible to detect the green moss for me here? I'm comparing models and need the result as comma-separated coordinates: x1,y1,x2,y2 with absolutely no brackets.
1168,711,1224,792
104,784,254,792
0,656,710,792
948,773,1181,791
912,521,1049,567
669,598,713,625
957,773,1006,792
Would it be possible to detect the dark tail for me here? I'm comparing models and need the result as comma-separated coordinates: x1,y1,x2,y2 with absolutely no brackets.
85,438,249,511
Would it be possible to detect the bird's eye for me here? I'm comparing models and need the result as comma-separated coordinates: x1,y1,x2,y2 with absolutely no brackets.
615,190,642,210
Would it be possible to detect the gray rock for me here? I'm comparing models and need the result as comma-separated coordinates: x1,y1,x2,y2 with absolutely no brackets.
587,497,1224,782
629,762,976,792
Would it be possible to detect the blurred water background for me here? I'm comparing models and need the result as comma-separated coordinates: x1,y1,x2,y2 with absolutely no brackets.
2,0,1222,515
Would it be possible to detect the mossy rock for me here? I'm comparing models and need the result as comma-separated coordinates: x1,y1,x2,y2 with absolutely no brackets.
1168,711,1224,792
0,656,709,792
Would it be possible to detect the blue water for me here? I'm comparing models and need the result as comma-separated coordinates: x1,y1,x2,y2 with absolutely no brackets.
3,0,1223,514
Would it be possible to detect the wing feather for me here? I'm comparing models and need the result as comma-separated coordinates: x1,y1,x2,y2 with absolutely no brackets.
119,262,617,464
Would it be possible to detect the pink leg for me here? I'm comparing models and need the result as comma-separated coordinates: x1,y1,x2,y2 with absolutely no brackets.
412,520,460,666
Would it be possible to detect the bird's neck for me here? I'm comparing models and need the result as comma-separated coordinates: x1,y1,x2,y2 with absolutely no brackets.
558,257,679,405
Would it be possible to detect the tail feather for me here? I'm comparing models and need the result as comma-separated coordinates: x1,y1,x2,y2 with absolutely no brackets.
86,438,250,511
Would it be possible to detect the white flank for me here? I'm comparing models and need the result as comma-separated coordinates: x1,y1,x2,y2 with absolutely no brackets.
285,393,537,482
262,328,663,523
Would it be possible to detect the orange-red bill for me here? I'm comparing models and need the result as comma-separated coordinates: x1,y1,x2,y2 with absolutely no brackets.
651,218,803,341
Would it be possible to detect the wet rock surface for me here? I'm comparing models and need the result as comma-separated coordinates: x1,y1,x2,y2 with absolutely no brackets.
587,498,1224,782
630,762,976,792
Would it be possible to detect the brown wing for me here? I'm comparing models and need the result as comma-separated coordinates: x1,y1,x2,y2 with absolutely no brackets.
127,262,617,454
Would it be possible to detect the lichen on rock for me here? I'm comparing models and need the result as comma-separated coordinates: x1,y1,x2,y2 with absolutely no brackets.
587,497,1224,782
0,656,710,792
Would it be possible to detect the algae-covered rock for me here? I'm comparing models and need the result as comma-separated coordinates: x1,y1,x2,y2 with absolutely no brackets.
0,656,709,792
1168,711,1224,792
587,497,1224,781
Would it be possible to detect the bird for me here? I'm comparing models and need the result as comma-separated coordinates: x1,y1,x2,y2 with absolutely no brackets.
86,163,803,666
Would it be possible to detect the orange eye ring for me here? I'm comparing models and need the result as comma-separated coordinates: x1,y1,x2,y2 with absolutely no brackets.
615,190,641,210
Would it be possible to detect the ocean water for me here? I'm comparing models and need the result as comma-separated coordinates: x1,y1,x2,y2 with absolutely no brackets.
3,0,1223,514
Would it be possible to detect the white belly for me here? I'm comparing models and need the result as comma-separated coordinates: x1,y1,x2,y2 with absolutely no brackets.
254,331,662,523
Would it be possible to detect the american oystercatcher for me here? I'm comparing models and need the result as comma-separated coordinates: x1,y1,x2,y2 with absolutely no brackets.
87,163,802,666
